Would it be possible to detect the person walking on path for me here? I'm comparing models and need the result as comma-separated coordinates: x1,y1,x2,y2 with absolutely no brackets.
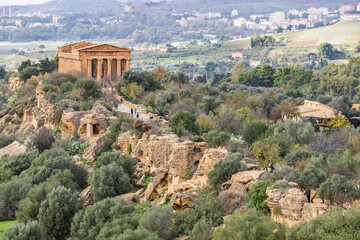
131,108,133,116
306,189,311,203
137,113,139,119
134,108,137,115
120,97,123,104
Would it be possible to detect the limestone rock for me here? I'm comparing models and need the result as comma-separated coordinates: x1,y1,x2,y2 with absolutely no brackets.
222,170,265,190
170,182,197,211
192,148,228,185
266,184,327,226
81,186,94,206
8,77,23,90
219,181,247,214
114,193,137,204
82,134,106,162
0,141,27,158
140,182,159,203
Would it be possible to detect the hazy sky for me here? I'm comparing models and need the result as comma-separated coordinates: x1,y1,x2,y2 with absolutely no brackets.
0,0,51,6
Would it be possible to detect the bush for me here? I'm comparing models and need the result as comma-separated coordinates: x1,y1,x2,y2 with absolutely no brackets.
71,198,137,240
31,126,55,153
197,114,216,134
95,151,137,181
287,208,360,240
245,180,273,214
79,101,94,111
0,180,32,220
208,154,247,188
19,66,40,81
89,163,132,201
189,218,213,240
104,116,133,151
242,121,269,145
74,78,102,100
121,70,161,92
283,149,319,168
117,228,161,240
170,188,224,237
31,155,88,186
3,221,42,240
169,111,200,137
42,84,58,94
213,209,286,240
0,152,39,183
274,121,315,145
203,130,230,148
38,186,83,240
261,164,299,183
0,134,16,148
16,170,78,223
139,206,173,240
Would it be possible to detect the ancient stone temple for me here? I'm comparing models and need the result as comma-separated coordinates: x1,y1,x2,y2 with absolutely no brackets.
58,41,131,82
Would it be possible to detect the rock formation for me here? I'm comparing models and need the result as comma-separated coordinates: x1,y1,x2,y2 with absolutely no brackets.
266,182,328,226
0,141,27,158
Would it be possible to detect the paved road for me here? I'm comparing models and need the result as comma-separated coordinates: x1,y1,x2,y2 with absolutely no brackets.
116,103,149,120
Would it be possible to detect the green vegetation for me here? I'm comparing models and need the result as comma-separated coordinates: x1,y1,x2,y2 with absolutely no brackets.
0,220,16,239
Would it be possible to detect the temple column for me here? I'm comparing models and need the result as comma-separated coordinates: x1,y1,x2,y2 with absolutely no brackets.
96,58,103,81
107,58,112,77
117,59,122,79
126,59,131,71
87,59,92,77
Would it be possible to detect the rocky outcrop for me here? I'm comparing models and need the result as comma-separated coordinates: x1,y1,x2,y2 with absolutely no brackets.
219,181,247,214
61,104,116,140
170,182,198,211
222,170,265,191
0,141,27,158
82,134,106,162
8,77,23,90
266,182,328,226
81,186,94,206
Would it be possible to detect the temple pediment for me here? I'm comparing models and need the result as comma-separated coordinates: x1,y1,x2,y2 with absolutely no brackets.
77,44,131,52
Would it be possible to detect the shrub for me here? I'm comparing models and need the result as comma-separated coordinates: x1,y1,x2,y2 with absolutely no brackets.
0,180,32,220
261,164,299,183
197,114,216,133
203,130,230,148
170,188,224,237
189,218,213,240
245,180,273,214
0,134,16,148
0,152,39,183
59,82,74,94
38,186,83,240
121,70,161,92
283,149,319,168
208,154,247,188
139,206,173,240
117,228,161,240
16,170,78,223
31,155,88,186
213,209,286,240
3,221,42,240
89,163,132,201
274,121,315,145
31,126,55,153
169,111,200,137
74,78,102,100
95,214,140,239
95,151,137,181
42,84,58,94
71,198,137,240
287,208,360,240
242,120,269,145
19,66,40,81
79,101,94,111
250,142,281,170
104,116,133,151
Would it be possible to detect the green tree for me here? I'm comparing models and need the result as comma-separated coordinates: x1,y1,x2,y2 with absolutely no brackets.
117,229,161,240
0,66,7,80
319,42,335,59
297,166,326,202
245,180,273,214
38,186,83,240
203,130,230,148
213,209,286,240
19,66,40,81
89,163,132,201
161,72,189,87
318,175,360,207
3,221,42,240
139,206,173,240
242,121,269,145
208,154,247,188
74,78,102,100
189,218,213,240
169,111,200,137
121,71,161,92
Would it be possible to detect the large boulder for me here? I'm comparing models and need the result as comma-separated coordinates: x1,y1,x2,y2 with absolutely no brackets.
82,134,106,162
170,182,197,211
222,170,265,190
0,141,27,158
266,182,328,226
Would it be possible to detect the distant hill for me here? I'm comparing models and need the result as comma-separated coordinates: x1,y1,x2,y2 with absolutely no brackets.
18,0,123,13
